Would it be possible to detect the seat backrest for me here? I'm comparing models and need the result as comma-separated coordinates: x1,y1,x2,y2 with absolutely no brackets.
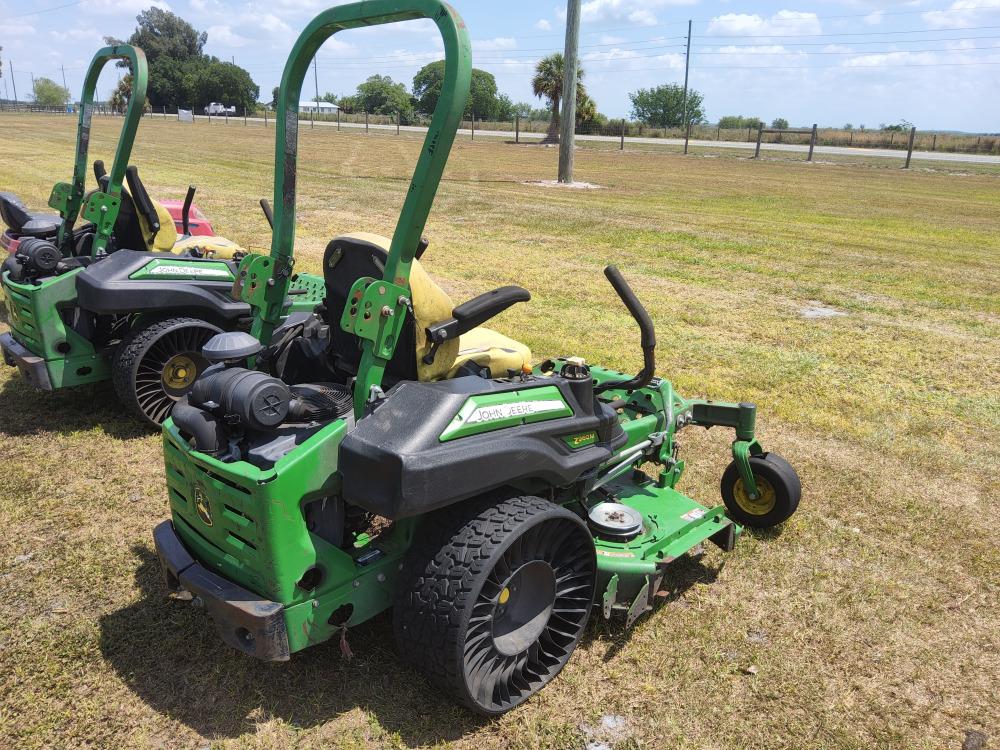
321,233,460,383
0,192,32,233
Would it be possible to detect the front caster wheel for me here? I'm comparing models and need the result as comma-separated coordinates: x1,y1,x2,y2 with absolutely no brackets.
394,494,596,715
721,452,801,529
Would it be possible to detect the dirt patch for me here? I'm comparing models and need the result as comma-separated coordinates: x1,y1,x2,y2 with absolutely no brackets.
522,179,604,190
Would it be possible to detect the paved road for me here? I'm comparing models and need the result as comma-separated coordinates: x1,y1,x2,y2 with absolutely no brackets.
189,114,1000,166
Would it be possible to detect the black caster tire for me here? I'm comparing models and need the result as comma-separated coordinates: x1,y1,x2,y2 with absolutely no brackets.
112,316,222,427
394,494,596,715
721,452,801,529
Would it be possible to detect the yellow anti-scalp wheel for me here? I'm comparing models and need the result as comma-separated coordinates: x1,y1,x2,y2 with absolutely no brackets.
721,453,801,529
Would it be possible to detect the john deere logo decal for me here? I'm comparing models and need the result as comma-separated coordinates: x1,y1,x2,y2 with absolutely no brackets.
194,485,213,526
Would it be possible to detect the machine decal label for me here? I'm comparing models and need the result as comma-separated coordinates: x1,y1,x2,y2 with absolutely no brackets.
146,265,232,279
464,399,566,425
194,485,214,526
681,508,706,522
439,386,574,441
563,431,597,449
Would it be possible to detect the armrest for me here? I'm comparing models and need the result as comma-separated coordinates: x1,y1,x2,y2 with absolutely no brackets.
426,285,530,349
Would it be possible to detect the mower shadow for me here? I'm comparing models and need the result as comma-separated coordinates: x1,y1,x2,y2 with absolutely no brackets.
99,547,489,745
589,553,725,662
100,547,726,743
0,375,149,440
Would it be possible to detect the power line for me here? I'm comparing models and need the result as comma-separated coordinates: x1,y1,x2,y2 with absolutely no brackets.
697,24,1000,39
10,0,84,18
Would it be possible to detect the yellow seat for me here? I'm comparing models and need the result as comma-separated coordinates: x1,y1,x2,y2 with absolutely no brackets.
450,326,531,379
140,200,247,259
336,232,531,381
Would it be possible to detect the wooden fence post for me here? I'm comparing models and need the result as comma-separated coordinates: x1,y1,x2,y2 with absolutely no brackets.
904,126,916,169
365,111,369,134
471,110,475,140
264,109,268,127
337,108,340,131
932,133,936,151
244,107,247,126
515,115,520,144
396,112,400,135
754,125,763,159
620,120,625,150
807,123,817,161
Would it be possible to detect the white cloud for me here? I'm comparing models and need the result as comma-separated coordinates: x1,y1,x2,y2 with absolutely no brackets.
49,27,101,43
255,13,293,34
535,18,552,31
207,24,250,48
600,35,627,44
0,21,37,37
707,10,822,37
474,37,517,52
864,11,883,26
87,0,170,14
923,0,1000,29
560,0,696,28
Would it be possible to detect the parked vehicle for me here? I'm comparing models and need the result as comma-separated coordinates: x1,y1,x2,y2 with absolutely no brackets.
203,102,236,115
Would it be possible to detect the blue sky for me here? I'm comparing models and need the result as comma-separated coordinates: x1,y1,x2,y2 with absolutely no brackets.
2,0,998,131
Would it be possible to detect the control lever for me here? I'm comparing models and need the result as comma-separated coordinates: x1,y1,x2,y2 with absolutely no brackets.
260,199,274,229
93,159,109,192
181,185,196,235
594,265,656,394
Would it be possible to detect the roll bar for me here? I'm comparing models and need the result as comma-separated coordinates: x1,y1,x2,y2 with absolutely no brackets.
49,44,149,256
248,0,472,351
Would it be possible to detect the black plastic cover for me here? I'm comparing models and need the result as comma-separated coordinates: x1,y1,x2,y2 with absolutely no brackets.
339,375,626,519
75,250,248,319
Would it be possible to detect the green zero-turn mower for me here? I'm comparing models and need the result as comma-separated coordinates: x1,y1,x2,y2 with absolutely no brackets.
153,0,802,715
0,44,325,426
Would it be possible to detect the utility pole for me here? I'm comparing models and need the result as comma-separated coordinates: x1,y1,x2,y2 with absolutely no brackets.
313,57,320,110
10,61,19,106
60,65,68,91
557,0,581,183
682,19,692,155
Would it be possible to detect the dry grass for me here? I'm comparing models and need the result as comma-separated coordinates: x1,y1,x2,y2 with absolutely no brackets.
0,113,997,750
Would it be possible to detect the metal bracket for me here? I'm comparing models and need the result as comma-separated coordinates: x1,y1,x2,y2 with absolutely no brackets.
602,573,619,619
80,191,123,254
732,438,762,499
48,182,74,216
625,575,652,628
340,277,410,359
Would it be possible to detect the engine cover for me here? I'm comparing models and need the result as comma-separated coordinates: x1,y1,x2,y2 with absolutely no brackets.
339,375,626,519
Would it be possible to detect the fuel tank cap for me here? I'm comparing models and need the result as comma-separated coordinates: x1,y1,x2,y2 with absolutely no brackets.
587,502,643,541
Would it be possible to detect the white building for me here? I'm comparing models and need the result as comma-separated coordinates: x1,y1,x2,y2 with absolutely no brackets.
298,100,340,114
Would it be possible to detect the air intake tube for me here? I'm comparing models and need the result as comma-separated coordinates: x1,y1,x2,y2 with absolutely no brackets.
172,398,227,455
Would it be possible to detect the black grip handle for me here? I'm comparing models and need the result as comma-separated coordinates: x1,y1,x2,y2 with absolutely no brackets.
595,265,656,394
604,265,655,350
93,159,107,181
259,198,274,229
182,185,196,235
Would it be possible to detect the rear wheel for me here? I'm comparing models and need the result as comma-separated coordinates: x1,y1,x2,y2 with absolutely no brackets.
113,317,221,427
721,452,801,529
394,494,596,715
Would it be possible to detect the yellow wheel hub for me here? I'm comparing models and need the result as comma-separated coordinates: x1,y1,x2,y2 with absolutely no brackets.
162,354,198,391
733,475,777,516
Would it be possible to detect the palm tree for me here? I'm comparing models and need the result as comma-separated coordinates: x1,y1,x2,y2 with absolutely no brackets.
531,53,586,144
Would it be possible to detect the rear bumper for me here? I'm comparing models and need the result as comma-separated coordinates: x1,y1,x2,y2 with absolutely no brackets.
153,520,290,662
0,332,52,390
